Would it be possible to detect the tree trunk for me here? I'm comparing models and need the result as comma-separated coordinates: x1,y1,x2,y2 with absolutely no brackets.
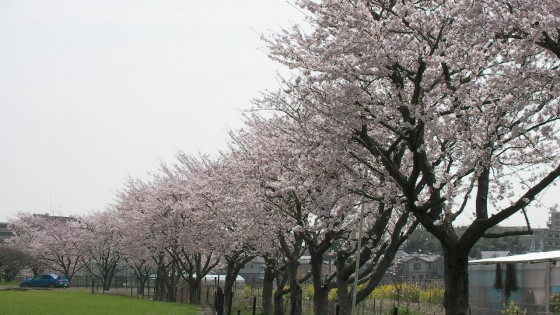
133,270,148,296
138,279,146,296
290,285,303,315
189,280,201,304
223,261,238,314
310,252,329,315
337,287,352,315
262,259,276,315
274,268,288,315
102,266,116,291
160,265,176,302
336,265,352,315
222,254,255,313
442,246,470,315
103,276,111,291
285,258,303,315
273,290,285,315
154,267,176,302
154,276,163,300
167,277,176,302
154,264,165,301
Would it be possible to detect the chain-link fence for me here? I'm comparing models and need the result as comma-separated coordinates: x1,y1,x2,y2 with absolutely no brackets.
66,273,447,314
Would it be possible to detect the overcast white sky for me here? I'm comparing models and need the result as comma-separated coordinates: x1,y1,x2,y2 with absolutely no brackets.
0,0,556,228
0,0,304,221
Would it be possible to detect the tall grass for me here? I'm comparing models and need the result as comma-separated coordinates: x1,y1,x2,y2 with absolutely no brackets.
0,289,199,315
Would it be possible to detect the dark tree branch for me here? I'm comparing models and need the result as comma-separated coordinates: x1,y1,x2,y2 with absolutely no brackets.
487,163,560,226
482,229,533,239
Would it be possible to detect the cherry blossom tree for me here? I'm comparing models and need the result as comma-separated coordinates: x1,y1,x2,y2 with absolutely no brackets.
0,245,33,282
172,152,275,313
230,116,324,315
77,211,124,292
199,150,289,314
119,175,183,302
231,113,416,315
114,178,157,296
8,213,84,281
156,162,223,304
115,167,222,304
263,1,560,314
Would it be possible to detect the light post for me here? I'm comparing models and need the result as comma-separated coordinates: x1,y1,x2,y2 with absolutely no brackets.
351,200,366,315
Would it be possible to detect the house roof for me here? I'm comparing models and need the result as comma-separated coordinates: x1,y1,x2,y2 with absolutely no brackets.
250,257,266,264
299,256,311,264
395,250,408,259
400,255,440,263
469,250,560,265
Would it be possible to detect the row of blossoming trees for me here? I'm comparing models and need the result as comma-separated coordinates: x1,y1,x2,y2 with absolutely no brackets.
7,1,560,315
8,112,415,315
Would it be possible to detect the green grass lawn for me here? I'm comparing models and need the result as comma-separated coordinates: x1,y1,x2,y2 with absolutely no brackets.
0,289,200,315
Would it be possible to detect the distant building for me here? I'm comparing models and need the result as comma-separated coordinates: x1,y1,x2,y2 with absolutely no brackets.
544,209,560,251
398,254,443,282
0,222,13,243
32,213,76,222
237,255,329,286
512,209,560,253
238,256,266,285
0,213,76,244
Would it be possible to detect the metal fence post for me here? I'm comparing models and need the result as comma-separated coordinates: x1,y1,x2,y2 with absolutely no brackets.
252,296,257,315
180,286,184,303
215,287,224,315
227,292,233,315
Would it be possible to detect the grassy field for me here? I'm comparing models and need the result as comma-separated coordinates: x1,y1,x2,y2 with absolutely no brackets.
0,288,200,315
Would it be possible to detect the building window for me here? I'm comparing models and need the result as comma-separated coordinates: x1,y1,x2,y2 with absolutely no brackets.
427,263,432,270
419,274,424,280
414,263,421,270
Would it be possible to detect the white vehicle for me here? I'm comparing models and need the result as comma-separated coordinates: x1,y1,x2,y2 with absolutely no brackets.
201,274,245,287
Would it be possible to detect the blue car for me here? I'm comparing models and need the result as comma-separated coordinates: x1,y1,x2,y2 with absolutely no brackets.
20,274,69,288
